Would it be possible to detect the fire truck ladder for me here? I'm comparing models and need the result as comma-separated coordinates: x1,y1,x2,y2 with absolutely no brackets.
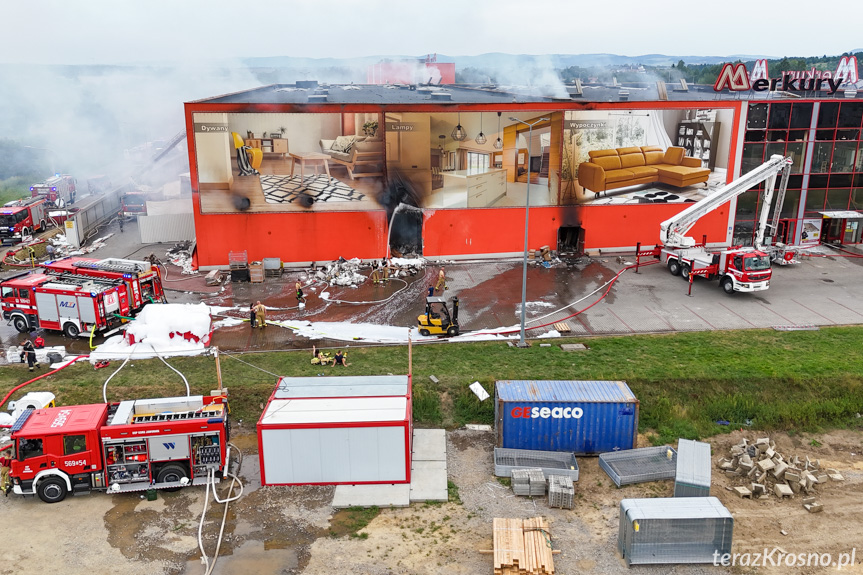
48,273,124,290
132,406,222,423
73,260,145,274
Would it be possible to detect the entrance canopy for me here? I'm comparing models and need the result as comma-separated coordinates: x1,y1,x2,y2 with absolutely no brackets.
819,211,863,219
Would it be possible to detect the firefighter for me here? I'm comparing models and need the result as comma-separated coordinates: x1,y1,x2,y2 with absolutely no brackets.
249,303,257,329
311,345,332,365
33,334,45,348
331,350,350,367
254,301,267,328
295,280,306,304
118,212,124,233
435,267,447,292
0,446,11,496
19,339,39,372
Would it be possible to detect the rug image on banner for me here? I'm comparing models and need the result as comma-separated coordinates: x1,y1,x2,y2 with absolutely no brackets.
260,174,367,204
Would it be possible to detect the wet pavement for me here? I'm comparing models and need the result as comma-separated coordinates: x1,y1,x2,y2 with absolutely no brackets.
4,215,863,356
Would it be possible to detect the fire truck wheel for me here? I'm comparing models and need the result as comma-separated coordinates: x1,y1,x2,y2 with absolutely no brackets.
40,219,47,231
667,259,681,276
721,277,735,295
21,227,30,239
37,477,68,503
12,316,29,333
157,464,188,491
681,264,691,280
63,322,80,338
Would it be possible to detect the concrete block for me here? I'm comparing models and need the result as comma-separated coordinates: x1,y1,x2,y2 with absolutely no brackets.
751,483,765,495
827,470,844,481
719,460,734,471
784,471,800,483
733,486,752,499
428,375,439,384
739,453,752,465
757,472,768,484
747,465,759,478
539,343,551,347
815,473,829,484
725,470,740,476
757,459,776,472
774,483,794,498
804,502,824,513
731,445,745,456
802,496,816,505
765,447,775,458
738,461,754,473
789,481,801,494
560,343,588,352
772,461,788,480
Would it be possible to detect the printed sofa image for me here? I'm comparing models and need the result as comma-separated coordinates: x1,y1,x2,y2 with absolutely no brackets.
578,146,710,197
319,136,385,180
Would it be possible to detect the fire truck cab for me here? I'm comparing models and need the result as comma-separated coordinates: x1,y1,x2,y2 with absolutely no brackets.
30,175,77,207
43,257,166,311
0,198,49,245
0,272,130,337
9,393,230,503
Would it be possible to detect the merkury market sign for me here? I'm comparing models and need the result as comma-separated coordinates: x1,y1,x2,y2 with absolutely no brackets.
713,56,859,95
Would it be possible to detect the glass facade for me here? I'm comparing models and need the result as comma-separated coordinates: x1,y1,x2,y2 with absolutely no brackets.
736,101,863,245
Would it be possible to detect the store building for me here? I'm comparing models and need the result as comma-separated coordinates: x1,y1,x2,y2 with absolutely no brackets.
184,58,862,268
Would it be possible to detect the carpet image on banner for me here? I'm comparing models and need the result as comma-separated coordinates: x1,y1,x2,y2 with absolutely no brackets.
260,174,366,204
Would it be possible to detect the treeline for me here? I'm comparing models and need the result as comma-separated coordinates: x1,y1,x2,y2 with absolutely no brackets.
458,52,863,86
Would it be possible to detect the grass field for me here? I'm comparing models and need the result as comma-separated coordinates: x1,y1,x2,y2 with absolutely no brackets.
4,327,863,443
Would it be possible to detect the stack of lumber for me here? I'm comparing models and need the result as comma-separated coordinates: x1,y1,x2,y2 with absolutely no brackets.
493,517,554,575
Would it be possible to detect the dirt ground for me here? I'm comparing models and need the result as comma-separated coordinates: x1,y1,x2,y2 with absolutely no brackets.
1,427,861,575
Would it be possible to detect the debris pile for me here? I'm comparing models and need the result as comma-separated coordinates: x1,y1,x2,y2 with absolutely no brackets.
166,241,197,275
718,437,844,510
315,258,366,286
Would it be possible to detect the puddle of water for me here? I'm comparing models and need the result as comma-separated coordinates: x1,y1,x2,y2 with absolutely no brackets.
186,539,297,575
238,454,262,494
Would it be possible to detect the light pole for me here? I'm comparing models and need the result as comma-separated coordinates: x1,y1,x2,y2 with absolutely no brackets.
509,116,549,347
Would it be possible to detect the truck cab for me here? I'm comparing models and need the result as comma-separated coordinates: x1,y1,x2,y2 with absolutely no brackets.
10,404,108,503
30,175,76,207
0,198,48,245
719,249,771,293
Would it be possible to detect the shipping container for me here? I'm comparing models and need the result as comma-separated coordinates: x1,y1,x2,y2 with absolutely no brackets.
495,380,638,455
257,375,412,486
674,439,712,497
618,497,733,566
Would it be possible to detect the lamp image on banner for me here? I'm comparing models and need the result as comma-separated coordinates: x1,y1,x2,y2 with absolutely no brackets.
494,112,503,150
451,112,467,141
475,113,487,145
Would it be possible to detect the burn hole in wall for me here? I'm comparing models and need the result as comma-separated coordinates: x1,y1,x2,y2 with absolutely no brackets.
558,226,584,256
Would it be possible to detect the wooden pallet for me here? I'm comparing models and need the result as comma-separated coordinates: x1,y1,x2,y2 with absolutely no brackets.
552,322,571,333
493,517,554,575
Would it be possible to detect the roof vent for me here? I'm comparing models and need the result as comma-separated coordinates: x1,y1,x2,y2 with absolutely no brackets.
618,90,630,101
308,94,327,103
568,79,583,98
296,80,319,89
430,91,452,101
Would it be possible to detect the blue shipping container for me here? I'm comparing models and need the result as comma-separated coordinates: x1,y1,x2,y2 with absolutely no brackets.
495,380,639,455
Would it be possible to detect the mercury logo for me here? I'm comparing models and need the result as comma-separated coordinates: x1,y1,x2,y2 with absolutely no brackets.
510,406,583,419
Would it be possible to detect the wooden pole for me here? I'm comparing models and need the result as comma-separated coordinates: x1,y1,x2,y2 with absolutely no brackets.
214,346,224,391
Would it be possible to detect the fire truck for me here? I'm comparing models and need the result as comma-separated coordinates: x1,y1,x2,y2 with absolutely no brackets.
0,197,50,245
641,155,793,294
43,256,166,311
0,272,130,337
120,190,149,217
8,392,230,503
30,174,77,207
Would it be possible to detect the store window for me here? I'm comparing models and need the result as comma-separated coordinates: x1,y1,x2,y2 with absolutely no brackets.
811,143,833,172
832,141,857,172
780,190,801,218
747,103,768,129
817,102,840,128
741,144,764,174
826,189,851,211
735,190,758,219
850,188,863,210
768,103,792,130
786,142,806,173
804,189,826,215
789,103,813,129
837,102,863,128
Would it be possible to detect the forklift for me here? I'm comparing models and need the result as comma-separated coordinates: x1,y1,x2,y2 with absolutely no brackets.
417,296,460,337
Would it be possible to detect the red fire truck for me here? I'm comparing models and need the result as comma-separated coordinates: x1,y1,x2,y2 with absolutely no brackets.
120,190,149,217
30,174,77,207
43,256,166,311
0,272,130,337
8,392,230,503
0,197,50,245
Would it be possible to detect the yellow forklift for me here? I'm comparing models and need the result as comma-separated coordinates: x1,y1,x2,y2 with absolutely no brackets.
417,296,460,337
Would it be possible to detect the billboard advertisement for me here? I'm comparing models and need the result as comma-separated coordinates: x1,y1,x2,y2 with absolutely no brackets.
561,107,735,206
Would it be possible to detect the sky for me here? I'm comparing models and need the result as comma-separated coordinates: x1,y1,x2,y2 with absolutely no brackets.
2,0,858,65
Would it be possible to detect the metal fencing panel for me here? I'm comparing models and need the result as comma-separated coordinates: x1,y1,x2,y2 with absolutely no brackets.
138,213,196,243
619,497,733,565
675,439,712,497
599,445,677,487
494,447,579,481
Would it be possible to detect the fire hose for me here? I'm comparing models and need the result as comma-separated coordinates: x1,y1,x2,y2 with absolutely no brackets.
0,356,89,427
197,444,244,575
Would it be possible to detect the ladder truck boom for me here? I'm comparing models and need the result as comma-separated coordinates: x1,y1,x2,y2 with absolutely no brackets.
660,155,793,248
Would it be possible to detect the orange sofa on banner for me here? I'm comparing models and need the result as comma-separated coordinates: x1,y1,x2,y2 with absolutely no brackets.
578,146,710,197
